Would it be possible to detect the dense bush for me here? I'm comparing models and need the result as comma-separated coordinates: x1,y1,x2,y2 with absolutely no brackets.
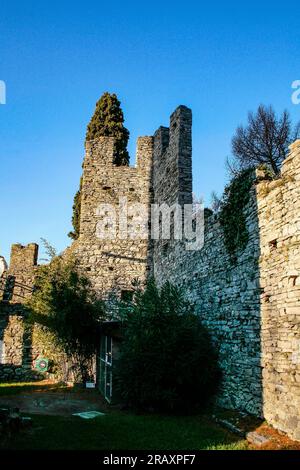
115,279,220,413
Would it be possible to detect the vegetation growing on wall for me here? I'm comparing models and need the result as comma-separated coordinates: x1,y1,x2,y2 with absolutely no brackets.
219,168,255,261
69,92,130,240
115,278,220,413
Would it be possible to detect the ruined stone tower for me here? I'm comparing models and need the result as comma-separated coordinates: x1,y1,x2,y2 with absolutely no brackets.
71,135,153,298
1,104,300,441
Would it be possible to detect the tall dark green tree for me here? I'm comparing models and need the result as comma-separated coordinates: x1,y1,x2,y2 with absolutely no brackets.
69,93,130,240
86,92,130,166
68,177,82,240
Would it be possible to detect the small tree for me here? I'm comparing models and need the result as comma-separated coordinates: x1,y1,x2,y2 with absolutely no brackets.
69,92,130,239
115,279,220,413
28,255,106,381
230,105,300,175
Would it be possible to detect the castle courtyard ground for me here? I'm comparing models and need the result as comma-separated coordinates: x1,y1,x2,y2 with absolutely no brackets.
0,381,299,451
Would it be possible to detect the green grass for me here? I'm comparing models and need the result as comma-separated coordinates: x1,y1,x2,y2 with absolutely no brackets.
0,382,248,450
0,382,69,396
1,412,247,450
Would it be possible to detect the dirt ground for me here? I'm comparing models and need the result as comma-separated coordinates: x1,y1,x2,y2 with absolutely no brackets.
214,408,300,450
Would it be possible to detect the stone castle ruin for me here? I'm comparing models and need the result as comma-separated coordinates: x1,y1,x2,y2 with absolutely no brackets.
1,105,300,440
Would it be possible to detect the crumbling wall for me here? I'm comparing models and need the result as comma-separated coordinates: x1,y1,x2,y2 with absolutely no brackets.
70,136,153,299
0,244,39,381
152,106,300,440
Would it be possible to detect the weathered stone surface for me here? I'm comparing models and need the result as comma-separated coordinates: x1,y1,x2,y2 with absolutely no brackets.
70,135,154,297
0,108,299,443
151,123,300,439
246,431,271,446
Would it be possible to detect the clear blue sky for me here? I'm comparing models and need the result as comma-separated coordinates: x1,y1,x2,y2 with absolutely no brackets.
0,1,299,262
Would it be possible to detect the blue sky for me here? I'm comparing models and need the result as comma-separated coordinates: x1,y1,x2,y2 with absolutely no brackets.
0,0,299,262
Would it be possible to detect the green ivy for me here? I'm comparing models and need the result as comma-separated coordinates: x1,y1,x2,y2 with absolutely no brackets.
219,168,255,262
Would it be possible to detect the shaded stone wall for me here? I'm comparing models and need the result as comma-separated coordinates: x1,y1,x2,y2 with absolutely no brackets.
0,244,39,381
152,107,300,440
6,243,38,304
152,107,262,416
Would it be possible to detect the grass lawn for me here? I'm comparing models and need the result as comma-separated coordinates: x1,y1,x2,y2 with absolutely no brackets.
0,382,248,450
0,381,69,396
1,413,248,450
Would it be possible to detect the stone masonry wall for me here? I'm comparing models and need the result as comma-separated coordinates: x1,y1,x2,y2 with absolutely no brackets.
71,136,153,299
152,106,300,440
0,244,40,381
152,107,262,416
258,140,300,440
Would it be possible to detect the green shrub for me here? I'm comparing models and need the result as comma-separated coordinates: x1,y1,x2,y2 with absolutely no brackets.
28,254,106,382
115,279,220,413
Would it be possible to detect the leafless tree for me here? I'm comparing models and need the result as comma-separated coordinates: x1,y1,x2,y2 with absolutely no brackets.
210,191,221,212
230,105,300,175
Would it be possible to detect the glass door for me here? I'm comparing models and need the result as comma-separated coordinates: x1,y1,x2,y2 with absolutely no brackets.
99,335,113,402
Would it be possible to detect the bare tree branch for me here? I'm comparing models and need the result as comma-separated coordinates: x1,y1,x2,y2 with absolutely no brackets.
230,105,298,176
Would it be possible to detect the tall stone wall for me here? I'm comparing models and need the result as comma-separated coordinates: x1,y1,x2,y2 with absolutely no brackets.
152,106,300,440
71,136,153,298
152,107,262,415
258,140,300,440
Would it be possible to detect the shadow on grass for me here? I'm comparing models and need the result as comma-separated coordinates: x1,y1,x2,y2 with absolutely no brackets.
0,411,248,451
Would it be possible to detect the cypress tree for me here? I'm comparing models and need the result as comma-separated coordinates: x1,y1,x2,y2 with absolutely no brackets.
68,177,82,240
68,93,130,240
86,92,130,166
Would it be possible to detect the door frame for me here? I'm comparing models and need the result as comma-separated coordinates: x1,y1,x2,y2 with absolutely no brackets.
99,335,113,402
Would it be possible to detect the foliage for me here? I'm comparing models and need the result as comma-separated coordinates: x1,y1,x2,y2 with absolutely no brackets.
115,279,220,413
219,168,254,261
40,237,57,261
230,104,300,175
28,255,106,381
68,177,82,240
86,92,130,166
